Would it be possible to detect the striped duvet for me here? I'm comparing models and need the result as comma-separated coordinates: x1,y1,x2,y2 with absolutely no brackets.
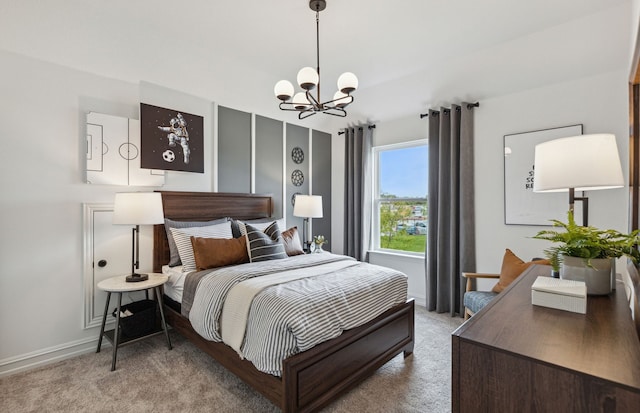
187,253,408,376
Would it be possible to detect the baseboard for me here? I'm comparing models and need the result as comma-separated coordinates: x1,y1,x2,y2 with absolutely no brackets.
409,294,426,308
0,336,110,378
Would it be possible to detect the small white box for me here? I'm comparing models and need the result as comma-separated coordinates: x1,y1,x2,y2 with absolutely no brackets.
531,276,587,314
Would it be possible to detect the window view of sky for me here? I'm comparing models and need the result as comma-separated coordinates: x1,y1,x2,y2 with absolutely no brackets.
379,145,428,198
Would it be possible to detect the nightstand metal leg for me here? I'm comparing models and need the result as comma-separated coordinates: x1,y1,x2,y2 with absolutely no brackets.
96,291,111,353
111,292,122,371
155,286,172,350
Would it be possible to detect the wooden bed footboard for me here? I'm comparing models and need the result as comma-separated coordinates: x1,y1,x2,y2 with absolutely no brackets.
154,191,415,412
164,299,415,413
282,299,415,412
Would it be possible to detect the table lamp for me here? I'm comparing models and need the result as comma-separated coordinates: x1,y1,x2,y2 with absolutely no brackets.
293,194,323,252
113,192,164,282
533,133,624,226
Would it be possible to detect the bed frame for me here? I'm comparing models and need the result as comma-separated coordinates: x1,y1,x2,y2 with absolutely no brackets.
153,191,415,413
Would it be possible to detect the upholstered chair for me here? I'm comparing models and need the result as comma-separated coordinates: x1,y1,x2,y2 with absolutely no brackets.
462,249,549,320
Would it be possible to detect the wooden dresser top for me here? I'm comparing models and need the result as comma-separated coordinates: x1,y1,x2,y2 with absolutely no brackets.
453,264,640,392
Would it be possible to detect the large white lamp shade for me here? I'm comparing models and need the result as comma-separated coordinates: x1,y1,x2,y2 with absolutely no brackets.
113,192,164,282
293,195,323,252
113,192,164,225
533,134,624,193
293,195,323,218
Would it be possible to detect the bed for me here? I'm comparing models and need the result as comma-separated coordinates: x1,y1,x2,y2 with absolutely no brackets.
152,191,415,413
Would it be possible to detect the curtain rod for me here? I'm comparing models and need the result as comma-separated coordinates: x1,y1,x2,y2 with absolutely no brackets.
338,124,376,135
419,102,479,119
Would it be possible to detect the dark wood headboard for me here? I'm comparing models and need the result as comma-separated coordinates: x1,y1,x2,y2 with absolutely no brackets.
152,191,273,272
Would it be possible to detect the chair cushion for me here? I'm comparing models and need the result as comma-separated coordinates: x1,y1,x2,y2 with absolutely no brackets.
492,249,551,293
464,291,498,315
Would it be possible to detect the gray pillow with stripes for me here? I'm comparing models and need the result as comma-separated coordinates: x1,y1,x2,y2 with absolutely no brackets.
245,222,287,262
170,221,233,272
232,218,286,239
164,218,228,267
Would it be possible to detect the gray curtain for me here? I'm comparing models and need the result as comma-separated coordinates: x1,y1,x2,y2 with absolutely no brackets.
426,103,476,316
344,126,373,261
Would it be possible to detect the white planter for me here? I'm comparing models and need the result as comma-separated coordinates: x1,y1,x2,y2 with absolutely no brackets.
560,255,614,295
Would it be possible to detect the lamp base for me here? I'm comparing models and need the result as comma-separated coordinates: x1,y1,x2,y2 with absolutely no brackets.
126,273,149,283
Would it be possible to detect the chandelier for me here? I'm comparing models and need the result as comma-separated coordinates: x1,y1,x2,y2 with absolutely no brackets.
274,0,358,119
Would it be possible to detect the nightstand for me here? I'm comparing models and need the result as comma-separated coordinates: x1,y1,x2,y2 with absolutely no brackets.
96,273,172,371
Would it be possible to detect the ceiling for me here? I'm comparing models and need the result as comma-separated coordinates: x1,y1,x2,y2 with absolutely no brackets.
0,0,633,123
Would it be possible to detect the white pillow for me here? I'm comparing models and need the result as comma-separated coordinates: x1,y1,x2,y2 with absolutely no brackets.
170,221,233,272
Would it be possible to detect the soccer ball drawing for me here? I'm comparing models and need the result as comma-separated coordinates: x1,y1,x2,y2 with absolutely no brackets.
162,149,176,163
158,113,190,164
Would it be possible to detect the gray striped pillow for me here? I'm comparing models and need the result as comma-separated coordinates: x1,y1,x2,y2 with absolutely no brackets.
233,218,286,238
245,222,287,262
164,218,229,267
170,222,233,272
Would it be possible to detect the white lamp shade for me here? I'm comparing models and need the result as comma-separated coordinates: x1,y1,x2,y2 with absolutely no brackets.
297,67,319,90
292,92,311,110
113,192,164,225
533,134,624,193
293,195,323,218
274,80,294,101
333,91,350,108
337,72,358,94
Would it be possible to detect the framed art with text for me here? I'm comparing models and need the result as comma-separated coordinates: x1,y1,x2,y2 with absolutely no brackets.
504,124,583,225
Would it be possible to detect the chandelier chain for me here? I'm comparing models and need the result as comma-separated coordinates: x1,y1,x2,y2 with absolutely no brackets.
273,0,358,119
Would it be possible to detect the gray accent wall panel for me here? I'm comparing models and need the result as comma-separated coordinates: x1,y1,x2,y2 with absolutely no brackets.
218,106,251,193
286,123,309,236
312,130,332,251
255,115,283,219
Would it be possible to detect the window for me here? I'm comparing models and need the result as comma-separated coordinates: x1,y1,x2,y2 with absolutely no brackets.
373,141,428,254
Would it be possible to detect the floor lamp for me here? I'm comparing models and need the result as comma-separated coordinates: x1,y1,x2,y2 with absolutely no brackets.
113,192,165,282
533,134,624,226
293,194,323,252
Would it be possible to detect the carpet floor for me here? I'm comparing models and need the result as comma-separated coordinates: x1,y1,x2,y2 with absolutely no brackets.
1,306,462,413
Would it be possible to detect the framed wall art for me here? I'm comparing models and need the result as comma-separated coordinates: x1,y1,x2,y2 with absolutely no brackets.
504,124,583,226
140,103,204,173
86,112,165,186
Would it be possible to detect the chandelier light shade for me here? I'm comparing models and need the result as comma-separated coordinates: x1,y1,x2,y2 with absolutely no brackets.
337,72,358,93
274,0,357,119
274,80,294,101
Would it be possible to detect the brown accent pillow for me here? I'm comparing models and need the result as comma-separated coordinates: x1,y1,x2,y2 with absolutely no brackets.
281,226,305,256
190,236,249,271
491,249,550,293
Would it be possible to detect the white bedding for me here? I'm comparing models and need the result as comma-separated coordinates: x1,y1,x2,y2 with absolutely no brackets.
162,265,188,303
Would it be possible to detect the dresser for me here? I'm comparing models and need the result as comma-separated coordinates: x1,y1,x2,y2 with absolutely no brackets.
452,264,640,412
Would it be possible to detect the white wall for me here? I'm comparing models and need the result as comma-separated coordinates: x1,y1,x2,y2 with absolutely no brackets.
366,70,630,296
0,51,143,374
0,50,342,377
476,70,629,288
630,0,640,79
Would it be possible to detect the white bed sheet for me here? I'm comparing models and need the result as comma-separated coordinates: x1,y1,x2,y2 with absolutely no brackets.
162,265,187,303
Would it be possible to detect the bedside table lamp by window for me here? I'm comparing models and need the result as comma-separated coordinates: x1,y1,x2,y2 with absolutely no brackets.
533,134,624,226
113,192,164,282
293,195,323,252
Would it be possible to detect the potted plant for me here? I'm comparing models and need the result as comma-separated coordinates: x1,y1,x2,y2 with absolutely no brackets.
533,211,640,295
313,235,328,253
